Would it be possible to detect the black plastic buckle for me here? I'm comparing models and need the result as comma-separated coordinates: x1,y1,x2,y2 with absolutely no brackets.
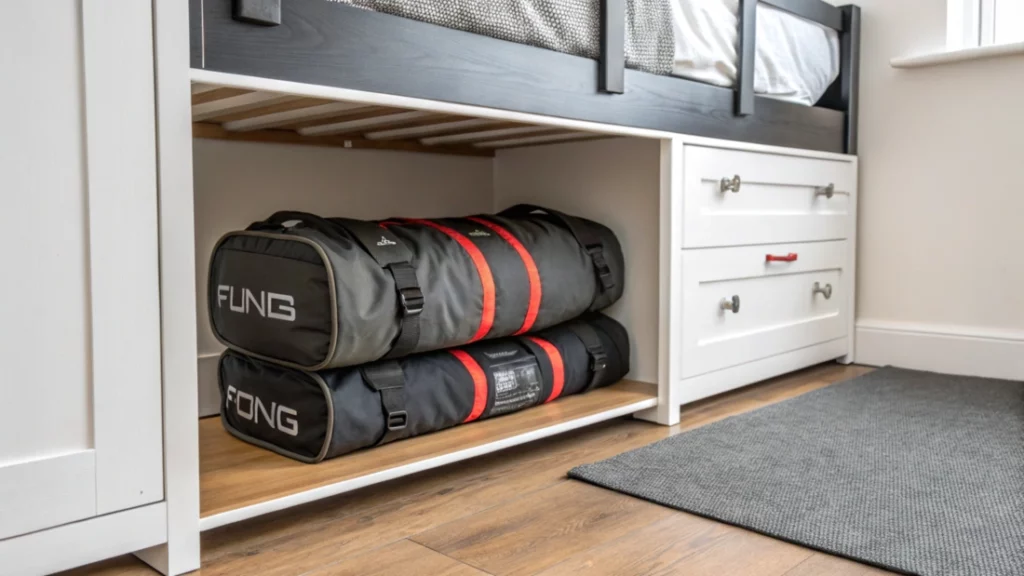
590,349,609,373
398,286,425,316
587,245,615,291
386,410,408,431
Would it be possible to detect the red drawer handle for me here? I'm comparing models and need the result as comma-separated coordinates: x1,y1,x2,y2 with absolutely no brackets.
766,253,798,262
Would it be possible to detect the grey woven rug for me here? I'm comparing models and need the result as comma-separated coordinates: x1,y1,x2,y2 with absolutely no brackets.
569,367,1024,576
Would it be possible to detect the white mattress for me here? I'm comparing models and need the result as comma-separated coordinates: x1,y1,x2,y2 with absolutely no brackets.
670,0,841,106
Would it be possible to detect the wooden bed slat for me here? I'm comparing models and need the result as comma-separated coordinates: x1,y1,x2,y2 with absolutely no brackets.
190,86,251,106
193,122,495,157
365,117,492,140
223,101,373,132
190,83,220,95
477,131,602,148
192,92,289,121
285,107,405,131
421,125,551,146
210,97,334,124
299,110,436,136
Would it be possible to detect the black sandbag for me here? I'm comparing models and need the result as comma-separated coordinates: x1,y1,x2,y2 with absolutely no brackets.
208,205,624,370
219,313,630,463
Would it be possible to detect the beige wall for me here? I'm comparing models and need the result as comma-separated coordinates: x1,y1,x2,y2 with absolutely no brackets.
855,0,1024,330
494,138,663,385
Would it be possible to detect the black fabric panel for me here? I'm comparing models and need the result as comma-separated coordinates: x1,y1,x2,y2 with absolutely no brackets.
219,352,331,461
323,352,473,458
589,312,631,379
582,220,626,311
216,233,327,264
210,235,334,367
491,216,596,330
388,223,484,349
534,312,630,396
443,218,531,338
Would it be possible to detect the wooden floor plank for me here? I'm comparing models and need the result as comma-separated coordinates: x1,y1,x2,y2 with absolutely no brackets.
534,512,735,575
656,528,813,576
198,419,669,575
306,539,488,576
62,363,896,576
411,482,675,576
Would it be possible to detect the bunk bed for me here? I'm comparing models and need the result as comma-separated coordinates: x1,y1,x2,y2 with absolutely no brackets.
190,0,861,154
174,0,862,560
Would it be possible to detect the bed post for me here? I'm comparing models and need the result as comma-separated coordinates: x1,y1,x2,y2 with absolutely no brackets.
735,0,757,116
838,5,861,154
599,0,625,94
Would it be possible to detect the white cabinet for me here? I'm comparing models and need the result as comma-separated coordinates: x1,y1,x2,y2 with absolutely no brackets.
680,241,849,379
667,143,858,409
0,1,167,572
681,145,855,248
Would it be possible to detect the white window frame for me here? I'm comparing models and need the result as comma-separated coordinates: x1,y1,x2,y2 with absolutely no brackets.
949,0,1020,49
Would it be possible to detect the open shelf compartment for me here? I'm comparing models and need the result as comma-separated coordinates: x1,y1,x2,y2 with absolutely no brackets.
199,380,656,530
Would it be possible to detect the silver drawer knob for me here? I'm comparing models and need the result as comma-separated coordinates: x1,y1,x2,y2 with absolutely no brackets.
720,295,740,313
720,175,741,193
815,183,835,199
813,282,833,299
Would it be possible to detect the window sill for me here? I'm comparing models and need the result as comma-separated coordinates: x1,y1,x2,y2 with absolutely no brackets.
890,41,1024,69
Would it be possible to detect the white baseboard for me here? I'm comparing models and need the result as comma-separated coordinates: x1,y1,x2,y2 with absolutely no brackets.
856,319,1024,381
198,352,222,417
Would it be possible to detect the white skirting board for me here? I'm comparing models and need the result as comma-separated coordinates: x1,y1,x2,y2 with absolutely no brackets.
0,503,166,576
856,320,1024,381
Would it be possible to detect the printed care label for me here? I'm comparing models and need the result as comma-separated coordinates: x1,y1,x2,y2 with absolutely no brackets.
489,356,543,416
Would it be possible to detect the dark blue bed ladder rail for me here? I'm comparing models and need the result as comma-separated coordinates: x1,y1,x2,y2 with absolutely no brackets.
736,0,860,154
599,0,626,94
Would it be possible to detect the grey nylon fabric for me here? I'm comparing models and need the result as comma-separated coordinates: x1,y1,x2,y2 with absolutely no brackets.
570,367,1024,576
210,212,622,370
298,227,400,368
324,0,675,75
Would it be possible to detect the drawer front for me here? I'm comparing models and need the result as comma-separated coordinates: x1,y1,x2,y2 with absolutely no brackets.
681,241,848,379
682,145,855,247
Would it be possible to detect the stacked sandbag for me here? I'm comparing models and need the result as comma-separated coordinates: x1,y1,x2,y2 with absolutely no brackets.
208,205,624,370
213,205,629,462
219,313,630,462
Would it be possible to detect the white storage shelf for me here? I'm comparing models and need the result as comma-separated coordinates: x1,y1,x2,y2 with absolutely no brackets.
187,72,669,535
135,62,857,575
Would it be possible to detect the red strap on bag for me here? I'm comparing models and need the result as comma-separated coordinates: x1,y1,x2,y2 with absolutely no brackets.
527,336,565,403
467,217,542,335
450,349,488,423
406,219,496,342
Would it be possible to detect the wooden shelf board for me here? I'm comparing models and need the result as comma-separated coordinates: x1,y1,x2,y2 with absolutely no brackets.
199,380,656,530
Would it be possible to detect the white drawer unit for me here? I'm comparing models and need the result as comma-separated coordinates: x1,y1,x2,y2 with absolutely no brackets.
680,241,849,379
681,145,856,248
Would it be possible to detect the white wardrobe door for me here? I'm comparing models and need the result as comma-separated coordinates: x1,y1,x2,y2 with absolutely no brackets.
0,0,163,540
